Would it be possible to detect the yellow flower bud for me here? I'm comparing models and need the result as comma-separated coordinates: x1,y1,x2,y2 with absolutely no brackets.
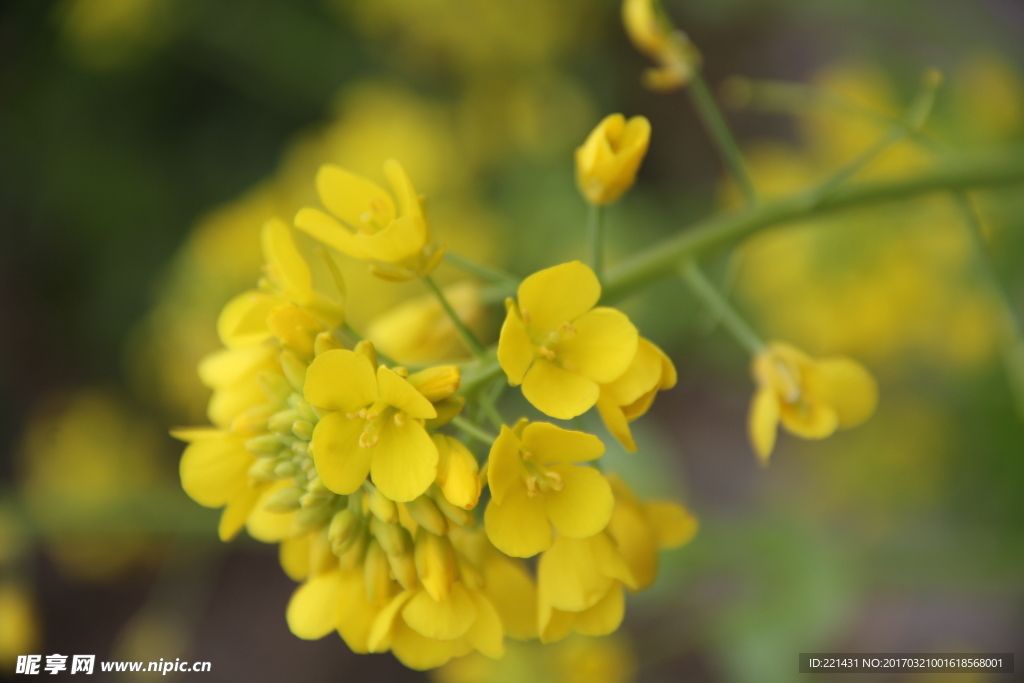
429,487,475,527
622,0,701,91
367,282,483,364
363,539,392,604
328,509,359,549
279,350,308,393
366,483,399,524
425,397,465,430
264,486,303,513
404,495,449,536
576,114,651,205
313,330,342,357
434,435,481,510
370,517,413,558
406,366,461,403
266,304,323,357
413,529,457,603
387,547,419,591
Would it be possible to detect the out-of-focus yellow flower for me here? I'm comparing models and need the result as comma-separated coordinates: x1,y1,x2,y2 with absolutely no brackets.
56,0,168,68
295,160,443,280
368,282,485,365
304,348,441,502
0,583,39,668
575,114,651,205
749,342,878,463
498,262,638,419
484,420,609,558
621,0,701,91
605,475,697,590
596,338,677,452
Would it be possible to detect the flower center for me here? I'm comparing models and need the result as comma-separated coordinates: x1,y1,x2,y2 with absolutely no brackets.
349,401,397,448
357,196,393,235
529,322,578,367
521,457,563,497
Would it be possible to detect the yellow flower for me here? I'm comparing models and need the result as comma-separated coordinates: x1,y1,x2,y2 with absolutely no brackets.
498,262,639,419
434,435,482,510
749,342,879,463
217,218,344,350
367,282,484,365
596,338,677,452
0,582,39,668
304,348,441,502
484,420,611,558
575,114,651,205
604,475,697,590
621,0,701,91
295,159,443,279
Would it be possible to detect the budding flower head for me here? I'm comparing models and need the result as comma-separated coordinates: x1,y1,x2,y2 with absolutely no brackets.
622,0,702,91
575,114,651,206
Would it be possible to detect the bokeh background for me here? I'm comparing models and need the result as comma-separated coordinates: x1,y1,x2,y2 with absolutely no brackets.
2,0,1024,681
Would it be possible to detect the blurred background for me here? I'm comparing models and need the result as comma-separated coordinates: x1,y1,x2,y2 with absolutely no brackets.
2,0,1024,680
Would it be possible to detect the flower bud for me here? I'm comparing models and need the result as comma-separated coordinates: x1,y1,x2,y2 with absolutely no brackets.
414,529,457,603
291,420,314,441
434,435,481,510
279,349,309,393
264,486,303,513
314,331,343,357
622,0,701,91
295,504,332,530
267,408,300,434
246,434,285,456
247,457,280,482
387,548,419,591
576,114,651,205
429,487,475,527
367,282,482,364
328,508,359,548
370,517,412,557
404,495,448,536
406,366,461,403
267,304,322,357
353,340,378,368
363,539,392,604
366,484,398,524
258,371,293,403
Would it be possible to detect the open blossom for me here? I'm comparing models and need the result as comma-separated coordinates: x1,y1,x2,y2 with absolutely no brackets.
498,261,639,419
294,160,443,279
621,0,702,91
749,342,879,462
484,420,611,558
596,337,677,452
575,114,651,205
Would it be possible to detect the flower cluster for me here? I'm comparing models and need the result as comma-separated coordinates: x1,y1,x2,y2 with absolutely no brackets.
173,167,695,669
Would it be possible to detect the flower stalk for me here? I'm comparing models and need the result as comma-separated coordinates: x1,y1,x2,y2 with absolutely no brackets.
680,260,764,355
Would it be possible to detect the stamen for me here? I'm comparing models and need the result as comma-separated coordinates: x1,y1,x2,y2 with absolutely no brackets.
525,477,539,497
538,345,556,360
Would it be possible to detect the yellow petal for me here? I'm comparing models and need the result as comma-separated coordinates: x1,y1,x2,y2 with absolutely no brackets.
377,365,436,419
335,570,377,654
497,301,534,386
261,217,312,301
384,159,423,219
390,619,459,670
179,434,250,508
573,583,624,636
486,425,522,506
280,535,311,581
522,359,600,420
748,387,780,464
218,484,260,541
402,584,476,641
779,401,839,439
607,492,659,589
537,536,613,613
370,418,438,502
521,422,605,464
481,554,537,640
294,207,368,259
216,290,279,349
316,164,395,229
557,307,639,384
367,589,415,653
543,465,614,539
465,589,504,658
355,215,427,263
304,349,377,412
517,261,601,334
484,484,551,558
644,502,698,549
197,345,276,389
311,412,372,495
286,571,341,640
266,305,321,357
810,357,879,429
597,393,637,453
246,481,296,542
602,338,667,406
537,598,575,644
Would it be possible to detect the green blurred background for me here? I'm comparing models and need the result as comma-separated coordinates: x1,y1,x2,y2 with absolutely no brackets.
1,0,1023,681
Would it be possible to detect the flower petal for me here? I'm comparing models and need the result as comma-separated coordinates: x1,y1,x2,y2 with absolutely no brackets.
262,218,312,301
497,301,534,385
521,422,605,464
810,357,878,429
280,535,311,582
644,501,698,549
748,387,780,464
543,465,614,539
557,307,638,384
522,359,599,420
368,589,416,653
484,484,551,558
286,571,341,640
384,159,423,219
246,481,296,542
779,401,838,440
537,536,613,613
335,570,378,654
179,434,251,508
486,425,522,506
390,620,459,670
355,215,427,263
218,484,260,541
216,290,279,349
518,261,601,335
304,349,378,412
377,365,436,419
197,345,276,389
481,554,537,640
601,338,666,405
294,207,368,259
465,589,504,658
596,392,636,453
370,418,438,502
402,583,476,641
572,583,624,637
316,164,395,230
311,411,372,495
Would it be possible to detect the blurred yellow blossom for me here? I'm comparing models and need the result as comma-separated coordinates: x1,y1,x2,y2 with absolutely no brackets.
621,0,701,91
575,114,651,205
0,583,39,669
596,338,677,453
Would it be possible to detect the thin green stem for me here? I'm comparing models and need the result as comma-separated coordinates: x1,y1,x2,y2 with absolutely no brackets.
680,260,764,355
689,71,758,206
443,251,519,287
458,355,504,396
340,323,400,367
422,275,488,360
587,203,605,279
599,145,1024,304
451,415,497,445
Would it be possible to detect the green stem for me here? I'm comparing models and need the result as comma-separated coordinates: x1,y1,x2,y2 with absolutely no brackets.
689,71,758,206
680,260,764,354
340,323,400,368
587,203,605,279
443,251,519,287
451,415,497,445
422,275,488,360
599,145,1024,304
458,355,504,396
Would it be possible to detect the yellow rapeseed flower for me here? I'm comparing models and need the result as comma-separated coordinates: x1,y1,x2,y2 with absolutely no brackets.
621,0,701,91
0,583,39,668
304,348,442,502
749,342,879,462
575,114,651,205
484,420,611,558
596,338,677,452
295,159,443,279
498,261,638,419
